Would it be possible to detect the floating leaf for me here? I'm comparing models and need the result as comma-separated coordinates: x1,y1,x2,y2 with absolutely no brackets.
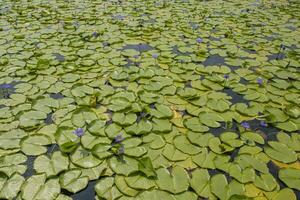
173,135,201,155
0,173,24,199
138,157,156,177
125,175,155,190
264,141,297,163
184,118,209,132
148,104,173,119
189,168,211,198
95,177,122,200
34,151,69,177
21,174,60,200
71,108,98,127
59,170,89,193
155,166,189,194
55,126,80,153
70,146,102,168
21,134,51,156
115,175,139,197
109,156,139,176
125,120,152,135
278,168,300,191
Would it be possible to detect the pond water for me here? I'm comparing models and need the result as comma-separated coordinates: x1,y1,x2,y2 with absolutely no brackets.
0,0,299,199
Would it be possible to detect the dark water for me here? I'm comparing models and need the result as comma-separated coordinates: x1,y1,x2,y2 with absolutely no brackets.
0,83,16,99
53,53,65,62
50,92,64,99
23,156,36,178
70,180,97,200
203,54,225,66
172,46,190,56
224,88,249,104
268,53,286,61
44,113,54,125
123,43,153,52
47,144,60,154
208,169,232,182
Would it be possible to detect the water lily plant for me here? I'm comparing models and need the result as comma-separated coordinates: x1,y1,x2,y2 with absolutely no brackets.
260,121,268,127
73,128,84,137
241,121,250,129
257,77,263,86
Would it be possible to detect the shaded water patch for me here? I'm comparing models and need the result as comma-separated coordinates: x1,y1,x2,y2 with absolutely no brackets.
247,119,279,141
23,156,36,178
224,88,249,104
0,83,16,99
208,169,232,182
123,43,153,52
47,144,60,154
70,180,97,200
268,53,286,61
122,58,140,68
44,113,54,125
208,36,222,41
228,148,240,162
50,92,64,99
267,161,285,188
203,54,225,66
53,53,65,62
172,46,190,56
239,77,249,85
210,121,239,137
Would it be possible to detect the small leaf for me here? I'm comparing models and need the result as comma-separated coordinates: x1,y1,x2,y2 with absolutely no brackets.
138,157,156,177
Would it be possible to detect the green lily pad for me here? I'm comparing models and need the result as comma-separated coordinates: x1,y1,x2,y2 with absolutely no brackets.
21,174,60,200
112,113,137,126
253,173,277,191
189,168,211,198
0,129,26,150
173,135,202,155
148,104,173,119
211,174,245,200
34,151,69,177
138,157,156,177
125,175,155,190
92,143,113,159
21,134,52,156
0,173,24,199
137,190,175,200
109,156,139,176
19,110,47,128
125,120,152,135
115,176,139,197
59,170,89,193
155,166,189,194
95,177,122,200
71,108,98,127
70,146,102,168
264,141,297,163
278,168,300,191
199,112,223,128
55,126,80,153
184,118,209,132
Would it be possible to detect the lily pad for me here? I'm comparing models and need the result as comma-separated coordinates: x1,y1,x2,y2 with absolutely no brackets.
278,168,300,191
59,170,89,193
155,166,189,194
21,134,51,156
264,141,297,163
34,151,69,177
